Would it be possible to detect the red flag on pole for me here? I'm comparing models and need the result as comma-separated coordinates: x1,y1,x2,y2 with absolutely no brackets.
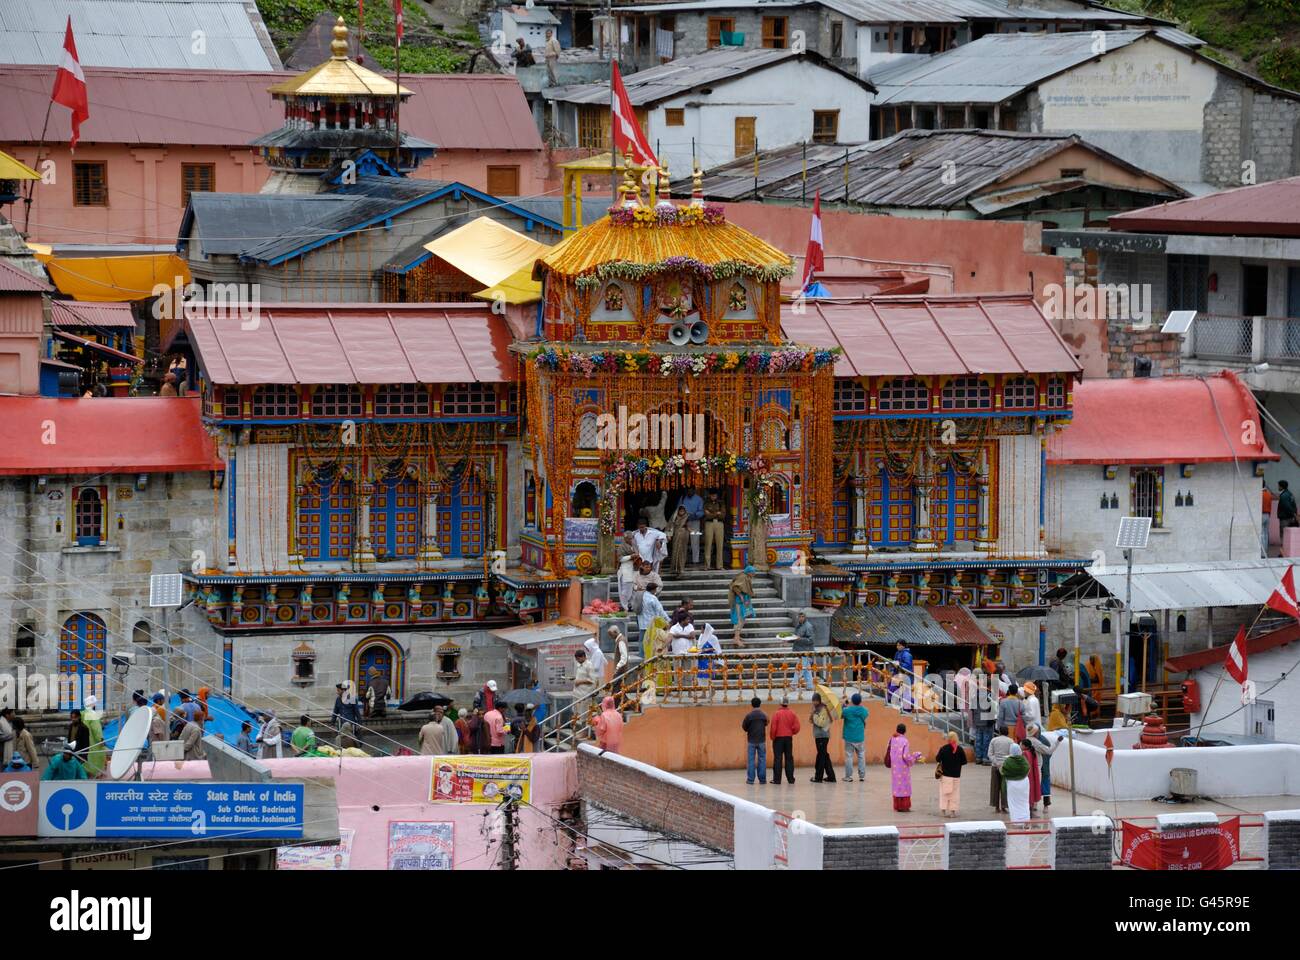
1225,626,1249,685
800,191,824,290
1266,565,1298,618
1103,732,1114,768
51,16,89,151
610,62,656,168
394,0,403,46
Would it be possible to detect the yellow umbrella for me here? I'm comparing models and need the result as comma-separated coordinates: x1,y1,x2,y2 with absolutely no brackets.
814,681,841,720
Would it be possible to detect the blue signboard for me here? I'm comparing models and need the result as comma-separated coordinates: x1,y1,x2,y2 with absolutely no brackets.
38,782,304,839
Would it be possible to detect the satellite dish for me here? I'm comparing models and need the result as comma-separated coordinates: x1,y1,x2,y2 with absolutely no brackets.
689,321,709,344
109,706,152,780
667,323,690,346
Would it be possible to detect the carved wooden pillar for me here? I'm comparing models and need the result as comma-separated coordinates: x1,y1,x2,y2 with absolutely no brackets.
356,482,376,571
850,475,869,555
975,445,995,552
912,445,938,553
419,482,443,565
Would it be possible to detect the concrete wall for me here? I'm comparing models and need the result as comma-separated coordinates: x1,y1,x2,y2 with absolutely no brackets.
1187,643,1300,744
1050,461,1263,564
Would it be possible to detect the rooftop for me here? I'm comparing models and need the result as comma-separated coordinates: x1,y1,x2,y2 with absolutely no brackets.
1108,176,1300,239
268,18,411,98
1046,372,1277,465
612,0,1163,26
0,397,223,475
684,129,1185,208
544,47,873,106
0,66,543,151
184,303,518,387
779,293,1082,378
0,258,52,293
0,0,281,71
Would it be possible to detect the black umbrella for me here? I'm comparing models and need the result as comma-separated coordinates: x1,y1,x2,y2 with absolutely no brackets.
1017,665,1064,684
397,691,453,712
498,688,542,708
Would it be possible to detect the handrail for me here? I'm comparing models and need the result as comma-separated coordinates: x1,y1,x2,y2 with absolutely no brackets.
542,646,978,751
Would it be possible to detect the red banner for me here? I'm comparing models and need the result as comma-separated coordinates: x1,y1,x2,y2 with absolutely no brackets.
1120,817,1241,870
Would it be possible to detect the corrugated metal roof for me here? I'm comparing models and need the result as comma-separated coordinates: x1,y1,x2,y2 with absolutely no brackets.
686,129,1174,208
613,0,1155,24
1045,559,1296,612
1108,176,1300,239
544,47,872,105
0,0,280,71
185,304,519,386
184,194,358,256
0,258,52,293
0,67,544,151
870,28,1154,104
50,300,139,329
832,604,995,646
780,293,1082,377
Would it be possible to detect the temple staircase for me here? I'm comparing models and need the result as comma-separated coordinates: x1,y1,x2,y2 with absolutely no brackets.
628,567,797,650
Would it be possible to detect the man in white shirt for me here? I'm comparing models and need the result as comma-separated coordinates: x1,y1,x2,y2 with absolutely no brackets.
609,624,629,672
668,614,696,656
638,582,667,632
625,516,667,573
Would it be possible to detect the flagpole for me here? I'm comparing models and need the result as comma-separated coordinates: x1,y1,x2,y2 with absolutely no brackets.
609,58,617,203
1191,668,1229,746
20,99,54,237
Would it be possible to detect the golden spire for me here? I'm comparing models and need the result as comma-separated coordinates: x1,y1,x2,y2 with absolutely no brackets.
330,16,350,59
621,147,640,208
656,161,673,210
691,163,704,207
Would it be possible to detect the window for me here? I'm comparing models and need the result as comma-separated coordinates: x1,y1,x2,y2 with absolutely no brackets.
73,486,106,545
1176,613,1187,632
707,17,735,47
132,621,152,644
222,389,242,418
73,162,108,206
734,117,756,159
297,466,355,561
16,623,35,653
1131,466,1164,528
310,384,363,418
760,415,788,451
252,384,299,418
375,383,429,417
1101,616,1111,635
578,412,602,449
578,105,609,150
932,465,979,545
181,163,215,207
664,108,685,127
877,377,929,411
442,382,496,415
1059,167,1085,179
833,378,867,413
940,376,992,410
1002,376,1037,409
1166,254,1208,313
761,16,788,48
486,165,520,197
869,469,913,546
572,480,599,517
812,110,839,144
1045,377,1067,409
371,477,420,559
831,20,843,57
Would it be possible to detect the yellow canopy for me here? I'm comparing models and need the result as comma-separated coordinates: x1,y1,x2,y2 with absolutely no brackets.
40,253,191,302
0,150,40,180
423,216,549,289
472,266,542,306
559,152,649,174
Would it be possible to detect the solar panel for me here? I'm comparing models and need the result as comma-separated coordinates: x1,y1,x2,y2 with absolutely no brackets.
1115,516,1152,550
148,573,184,608
1161,310,1197,334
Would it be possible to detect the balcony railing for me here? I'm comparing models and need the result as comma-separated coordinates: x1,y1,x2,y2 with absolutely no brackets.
1186,314,1300,364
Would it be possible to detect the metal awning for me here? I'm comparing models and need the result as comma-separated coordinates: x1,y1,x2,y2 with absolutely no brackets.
489,618,596,648
1044,559,1294,612
832,604,996,646
51,329,142,364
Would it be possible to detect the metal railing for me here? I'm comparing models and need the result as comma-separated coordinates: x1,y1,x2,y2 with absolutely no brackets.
541,647,977,752
1187,314,1300,364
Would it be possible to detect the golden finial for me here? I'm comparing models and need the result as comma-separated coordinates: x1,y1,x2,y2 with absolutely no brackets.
330,16,350,60
691,162,704,207
656,161,673,210
621,147,639,208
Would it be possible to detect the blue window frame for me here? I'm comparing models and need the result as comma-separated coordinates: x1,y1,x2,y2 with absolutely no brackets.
870,469,913,546
933,464,979,545
372,477,420,559
298,470,355,561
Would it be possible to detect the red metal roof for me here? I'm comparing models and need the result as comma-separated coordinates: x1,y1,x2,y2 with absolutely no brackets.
50,301,138,329
1109,176,1300,238
1165,621,1300,673
0,259,51,293
0,67,543,151
0,397,223,475
781,293,1082,378
1047,372,1278,465
185,304,519,386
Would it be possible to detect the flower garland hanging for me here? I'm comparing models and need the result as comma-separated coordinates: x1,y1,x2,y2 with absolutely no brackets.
607,204,726,228
573,256,793,292
528,346,840,376
596,453,772,534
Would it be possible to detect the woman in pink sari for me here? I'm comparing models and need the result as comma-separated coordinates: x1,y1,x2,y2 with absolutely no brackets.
888,722,924,812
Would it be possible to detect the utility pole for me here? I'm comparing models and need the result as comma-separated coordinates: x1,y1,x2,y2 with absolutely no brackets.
498,793,520,869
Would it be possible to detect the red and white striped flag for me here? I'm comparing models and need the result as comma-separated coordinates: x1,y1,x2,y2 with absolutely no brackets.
610,61,656,168
800,190,824,290
394,0,403,46
1225,626,1249,686
1266,565,1299,618
51,16,89,151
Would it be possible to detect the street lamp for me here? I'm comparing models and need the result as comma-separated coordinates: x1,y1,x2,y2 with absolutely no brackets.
1115,516,1151,696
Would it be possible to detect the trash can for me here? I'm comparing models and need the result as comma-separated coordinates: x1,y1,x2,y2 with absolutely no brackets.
1170,767,1198,798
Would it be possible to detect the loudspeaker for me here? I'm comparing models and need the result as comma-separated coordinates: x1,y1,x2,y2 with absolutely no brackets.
668,323,691,346
689,321,709,344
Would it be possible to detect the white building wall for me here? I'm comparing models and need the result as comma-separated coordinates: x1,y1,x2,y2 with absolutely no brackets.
1051,461,1263,564
1187,645,1300,744
643,59,872,175
996,433,1042,556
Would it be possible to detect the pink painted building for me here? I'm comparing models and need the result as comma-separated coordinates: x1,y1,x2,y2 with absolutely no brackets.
0,66,547,245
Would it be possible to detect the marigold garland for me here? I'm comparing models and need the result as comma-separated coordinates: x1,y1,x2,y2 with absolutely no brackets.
528,346,840,376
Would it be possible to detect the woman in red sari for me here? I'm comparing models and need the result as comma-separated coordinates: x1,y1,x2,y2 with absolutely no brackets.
1022,737,1043,816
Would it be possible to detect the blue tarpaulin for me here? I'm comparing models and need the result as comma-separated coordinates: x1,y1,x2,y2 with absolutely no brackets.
802,281,832,299
102,692,261,749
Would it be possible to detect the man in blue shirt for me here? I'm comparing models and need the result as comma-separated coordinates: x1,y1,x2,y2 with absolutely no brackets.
638,582,667,633
895,640,914,677
679,487,704,565
841,693,869,782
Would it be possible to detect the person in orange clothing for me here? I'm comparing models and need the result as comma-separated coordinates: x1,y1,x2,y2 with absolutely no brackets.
768,697,802,785
594,696,624,754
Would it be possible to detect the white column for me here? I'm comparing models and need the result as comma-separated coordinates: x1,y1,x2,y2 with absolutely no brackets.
975,445,994,552
850,475,869,554
355,483,376,571
912,445,938,552
419,483,443,564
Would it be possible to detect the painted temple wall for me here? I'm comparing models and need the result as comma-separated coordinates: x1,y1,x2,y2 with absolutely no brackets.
995,433,1044,557
233,441,292,571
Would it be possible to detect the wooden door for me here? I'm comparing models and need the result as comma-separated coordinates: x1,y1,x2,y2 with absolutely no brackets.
734,117,756,159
